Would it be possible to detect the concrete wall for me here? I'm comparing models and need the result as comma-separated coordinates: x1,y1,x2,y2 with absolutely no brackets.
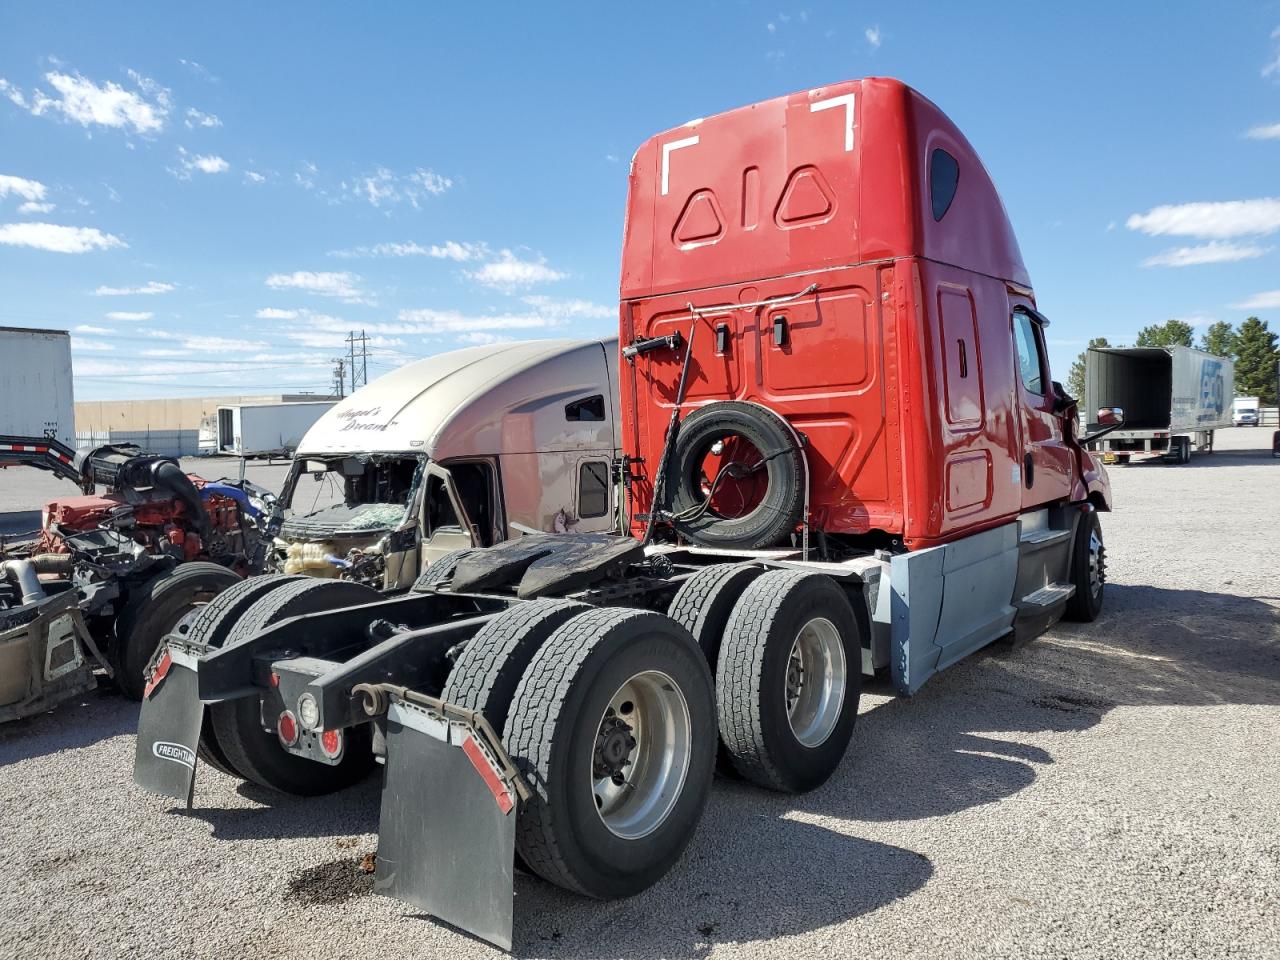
75,393,329,432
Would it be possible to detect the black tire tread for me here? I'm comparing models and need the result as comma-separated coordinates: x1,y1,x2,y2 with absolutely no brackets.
716,569,858,792
441,599,586,735
210,578,379,794
412,549,472,591
505,607,680,896
114,561,241,700
667,563,763,665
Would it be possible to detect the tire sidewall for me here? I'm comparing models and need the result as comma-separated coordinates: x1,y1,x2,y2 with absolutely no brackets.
118,564,240,699
538,624,715,898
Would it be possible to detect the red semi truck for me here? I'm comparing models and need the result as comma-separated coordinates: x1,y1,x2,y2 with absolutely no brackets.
134,78,1117,949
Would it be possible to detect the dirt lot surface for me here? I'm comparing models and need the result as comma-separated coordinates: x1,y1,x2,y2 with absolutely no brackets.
1,433,1277,959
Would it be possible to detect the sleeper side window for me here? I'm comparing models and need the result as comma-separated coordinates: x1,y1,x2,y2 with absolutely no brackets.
930,149,960,221
1013,309,1046,395
565,394,606,422
578,461,610,518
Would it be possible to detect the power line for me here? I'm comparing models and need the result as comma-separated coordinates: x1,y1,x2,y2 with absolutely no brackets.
346,329,370,393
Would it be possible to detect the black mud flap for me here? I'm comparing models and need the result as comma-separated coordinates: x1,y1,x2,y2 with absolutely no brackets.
375,694,519,951
132,647,204,807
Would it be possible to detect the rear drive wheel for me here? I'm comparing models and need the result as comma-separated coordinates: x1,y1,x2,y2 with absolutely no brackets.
717,570,861,793
1064,510,1106,622
505,607,715,898
441,599,587,736
210,579,380,795
114,562,242,700
667,563,765,777
180,574,303,778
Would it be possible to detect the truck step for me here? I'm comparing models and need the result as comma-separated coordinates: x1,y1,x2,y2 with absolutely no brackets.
1019,528,1071,546
1021,582,1076,607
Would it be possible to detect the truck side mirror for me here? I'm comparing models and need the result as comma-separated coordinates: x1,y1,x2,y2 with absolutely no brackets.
1096,407,1124,426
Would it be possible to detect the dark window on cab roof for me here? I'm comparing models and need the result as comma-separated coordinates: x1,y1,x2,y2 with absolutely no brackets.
930,149,960,222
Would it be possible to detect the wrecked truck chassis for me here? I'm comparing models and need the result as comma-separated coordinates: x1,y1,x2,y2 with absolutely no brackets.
135,584,628,950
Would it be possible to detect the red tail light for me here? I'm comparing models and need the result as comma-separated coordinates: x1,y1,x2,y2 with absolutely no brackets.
319,729,342,758
277,711,299,747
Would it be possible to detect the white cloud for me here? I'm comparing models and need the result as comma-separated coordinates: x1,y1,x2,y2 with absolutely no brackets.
330,239,488,261
256,307,298,320
1231,290,1280,310
178,59,216,82
0,222,125,253
172,147,229,179
18,201,55,214
865,25,882,48
244,170,266,184
1141,240,1270,267
295,162,318,190
180,335,269,352
456,332,512,345
0,174,47,202
1265,54,1280,78
105,310,154,321
4,69,170,134
184,107,221,129
139,347,194,357
94,281,174,296
265,270,367,303
521,294,613,319
1126,198,1280,239
1245,122,1280,140
71,338,115,351
767,22,777,33
347,166,453,208
389,308,565,334
73,324,114,334
466,250,567,290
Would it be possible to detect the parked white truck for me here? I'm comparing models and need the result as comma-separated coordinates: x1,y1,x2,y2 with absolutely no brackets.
1085,345,1234,463
1232,396,1260,427
0,326,75,446
205,401,337,458
266,337,619,590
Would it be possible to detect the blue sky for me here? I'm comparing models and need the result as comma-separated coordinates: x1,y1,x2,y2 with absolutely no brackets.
2,2,1279,400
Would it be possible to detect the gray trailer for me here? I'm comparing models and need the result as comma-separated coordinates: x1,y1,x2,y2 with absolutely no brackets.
1085,345,1234,464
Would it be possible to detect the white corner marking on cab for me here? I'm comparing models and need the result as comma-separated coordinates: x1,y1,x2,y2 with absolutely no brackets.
810,93,857,152
661,136,700,196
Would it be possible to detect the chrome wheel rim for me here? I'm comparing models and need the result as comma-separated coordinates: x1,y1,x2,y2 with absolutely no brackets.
1087,531,1105,598
785,616,847,748
591,670,691,840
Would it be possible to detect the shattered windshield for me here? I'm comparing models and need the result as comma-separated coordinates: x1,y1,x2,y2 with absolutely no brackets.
284,454,424,530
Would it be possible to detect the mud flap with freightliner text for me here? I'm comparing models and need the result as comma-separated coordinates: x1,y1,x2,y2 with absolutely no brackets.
132,644,207,807
356,683,531,952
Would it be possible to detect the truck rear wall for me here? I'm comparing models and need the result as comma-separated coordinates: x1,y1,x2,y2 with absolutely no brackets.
231,402,337,455
0,327,75,445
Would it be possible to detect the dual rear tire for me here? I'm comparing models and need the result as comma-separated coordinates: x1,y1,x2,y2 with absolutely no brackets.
441,567,861,899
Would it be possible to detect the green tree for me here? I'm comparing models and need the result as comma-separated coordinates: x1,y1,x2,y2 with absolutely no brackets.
1233,316,1279,406
1199,320,1238,359
1135,319,1195,348
1067,336,1111,400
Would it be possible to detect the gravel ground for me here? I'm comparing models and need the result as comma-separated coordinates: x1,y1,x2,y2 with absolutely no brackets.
1,431,1277,959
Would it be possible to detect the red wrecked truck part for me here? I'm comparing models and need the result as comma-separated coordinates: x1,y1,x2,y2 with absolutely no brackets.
619,77,1109,551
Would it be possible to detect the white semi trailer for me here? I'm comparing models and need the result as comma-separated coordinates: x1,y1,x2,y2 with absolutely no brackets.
0,326,75,446
1085,345,1234,464
210,401,337,458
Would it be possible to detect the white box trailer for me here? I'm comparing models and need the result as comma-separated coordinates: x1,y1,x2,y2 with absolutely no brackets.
213,401,336,457
0,326,75,446
1085,345,1234,463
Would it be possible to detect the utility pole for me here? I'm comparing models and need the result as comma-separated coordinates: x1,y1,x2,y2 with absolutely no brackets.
345,329,370,393
330,357,346,399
